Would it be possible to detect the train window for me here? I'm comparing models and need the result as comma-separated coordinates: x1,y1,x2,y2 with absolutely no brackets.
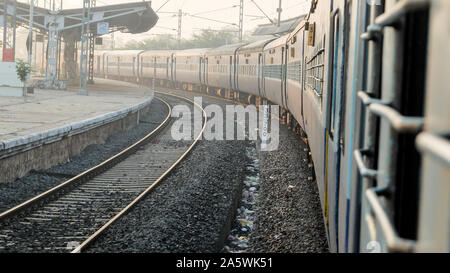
290,47,295,58
305,35,325,98
291,36,297,44
245,59,249,64
217,60,220,65
393,6,429,240
308,23,316,47
270,57,274,64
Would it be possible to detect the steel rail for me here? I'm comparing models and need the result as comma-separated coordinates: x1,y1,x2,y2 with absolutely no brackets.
0,97,172,222
157,86,283,122
72,91,207,253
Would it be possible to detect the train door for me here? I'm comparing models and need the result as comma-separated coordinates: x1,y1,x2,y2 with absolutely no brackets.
325,5,347,252
173,56,177,82
283,45,288,108
166,57,170,79
199,57,203,83
205,57,209,86
117,57,120,76
257,53,262,97
140,56,144,79
102,54,106,76
153,57,156,78
96,56,101,74
280,46,285,107
229,56,233,88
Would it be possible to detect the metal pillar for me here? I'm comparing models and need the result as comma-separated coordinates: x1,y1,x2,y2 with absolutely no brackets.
110,29,115,50
26,0,36,90
52,0,62,11
46,19,59,81
79,0,91,95
277,0,282,27
2,0,17,61
44,0,63,82
28,0,35,67
88,0,96,84
238,0,243,42
40,0,48,74
177,9,182,49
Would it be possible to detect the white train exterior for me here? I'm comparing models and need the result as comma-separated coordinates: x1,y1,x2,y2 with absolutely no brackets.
92,0,449,253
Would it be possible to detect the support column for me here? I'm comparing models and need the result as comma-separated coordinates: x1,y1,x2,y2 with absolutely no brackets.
79,0,92,95
88,0,96,84
238,0,243,42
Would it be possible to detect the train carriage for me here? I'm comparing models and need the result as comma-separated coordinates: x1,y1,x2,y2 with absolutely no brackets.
139,50,158,80
236,38,274,97
139,50,175,84
93,50,107,78
173,48,209,86
300,0,332,251
92,0,449,253
286,24,306,130
104,50,143,81
354,0,443,253
262,35,289,108
204,44,244,90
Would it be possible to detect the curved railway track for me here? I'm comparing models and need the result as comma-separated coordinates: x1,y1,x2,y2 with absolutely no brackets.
0,92,207,253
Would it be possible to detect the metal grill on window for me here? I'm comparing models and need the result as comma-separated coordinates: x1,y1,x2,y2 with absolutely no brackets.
120,62,133,67
263,64,284,80
155,63,168,69
177,63,199,71
209,64,229,74
238,64,257,76
306,42,325,97
287,60,302,83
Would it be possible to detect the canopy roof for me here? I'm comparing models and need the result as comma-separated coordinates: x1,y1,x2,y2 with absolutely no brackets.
252,15,306,36
0,1,158,41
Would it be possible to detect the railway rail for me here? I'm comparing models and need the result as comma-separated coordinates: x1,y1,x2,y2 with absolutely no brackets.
0,93,207,253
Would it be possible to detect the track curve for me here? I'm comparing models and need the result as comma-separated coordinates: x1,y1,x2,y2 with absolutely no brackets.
0,93,207,253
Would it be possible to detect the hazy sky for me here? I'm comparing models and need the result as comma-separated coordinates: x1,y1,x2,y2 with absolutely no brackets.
47,0,311,41
13,0,310,58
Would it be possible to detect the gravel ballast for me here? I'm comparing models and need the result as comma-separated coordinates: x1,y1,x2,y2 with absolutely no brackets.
247,125,329,253
86,90,328,253
0,98,168,213
87,138,250,253
0,86,329,253
87,94,251,253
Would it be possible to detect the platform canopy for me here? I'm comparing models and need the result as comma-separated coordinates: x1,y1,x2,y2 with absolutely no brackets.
252,15,306,36
0,1,159,41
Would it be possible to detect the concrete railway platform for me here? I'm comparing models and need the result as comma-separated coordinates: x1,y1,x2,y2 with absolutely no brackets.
0,79,154,183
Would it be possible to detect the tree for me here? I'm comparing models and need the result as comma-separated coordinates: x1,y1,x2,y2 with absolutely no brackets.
120,28,242,50
16,60,31,94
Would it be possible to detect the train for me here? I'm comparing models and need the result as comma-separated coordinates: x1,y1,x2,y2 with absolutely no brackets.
90,0,449,253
